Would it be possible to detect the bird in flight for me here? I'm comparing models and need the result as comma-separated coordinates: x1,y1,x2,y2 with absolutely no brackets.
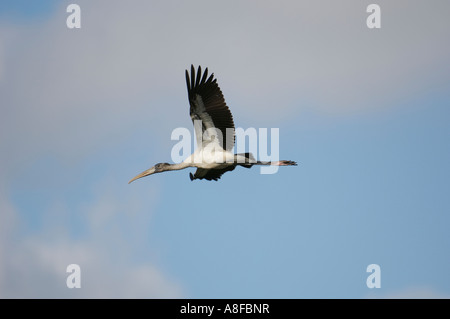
129,65,296,183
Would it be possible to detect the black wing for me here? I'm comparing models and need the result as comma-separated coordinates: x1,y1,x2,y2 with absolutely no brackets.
186,65,235,151
189,165,237,181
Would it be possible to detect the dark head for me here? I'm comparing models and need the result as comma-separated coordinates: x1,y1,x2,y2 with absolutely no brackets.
154,162,171,172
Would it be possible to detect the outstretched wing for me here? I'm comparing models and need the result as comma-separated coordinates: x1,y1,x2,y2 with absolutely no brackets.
189,166,237,181
186,65,235,151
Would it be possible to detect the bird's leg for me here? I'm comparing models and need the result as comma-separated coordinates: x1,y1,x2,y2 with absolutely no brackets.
255,160,297,166
270,160,297,166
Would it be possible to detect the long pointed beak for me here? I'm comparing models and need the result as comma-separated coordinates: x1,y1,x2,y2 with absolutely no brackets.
128,167,156,184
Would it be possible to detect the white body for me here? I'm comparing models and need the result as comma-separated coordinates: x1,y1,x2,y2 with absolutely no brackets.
182,141,249,169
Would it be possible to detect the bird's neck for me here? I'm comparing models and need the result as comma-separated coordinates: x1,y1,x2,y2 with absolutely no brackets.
167,162,191,171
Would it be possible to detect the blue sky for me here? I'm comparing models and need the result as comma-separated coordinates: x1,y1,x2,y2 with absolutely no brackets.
0,0,449,298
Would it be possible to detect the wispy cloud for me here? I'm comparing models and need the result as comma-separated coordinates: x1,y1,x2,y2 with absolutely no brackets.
1,0,449,298
0,179,182,298
2,1,449,160
367,286,450,299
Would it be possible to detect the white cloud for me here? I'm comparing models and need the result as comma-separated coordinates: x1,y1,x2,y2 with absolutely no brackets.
1,0,449,298
0,185,18,293
0,180,182,298
2,1,449,168
367,286,450,299
2,237,182,298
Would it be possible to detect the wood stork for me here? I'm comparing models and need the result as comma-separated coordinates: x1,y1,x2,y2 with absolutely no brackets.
128,65,296,183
